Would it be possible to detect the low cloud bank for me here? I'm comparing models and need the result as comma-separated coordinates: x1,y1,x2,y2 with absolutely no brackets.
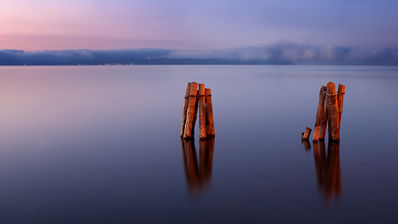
0,49,172,65
1,42,398,65
178,42,398,65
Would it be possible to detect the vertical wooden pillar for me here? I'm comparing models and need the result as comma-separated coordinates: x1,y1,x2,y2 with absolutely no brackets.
320,86,328,140
313,86,327,141
183,82,198,139
180,82,191,137
337,84,346,132
205,88,215,136
191,90,199,136
326,82,340,141
198,84,207,139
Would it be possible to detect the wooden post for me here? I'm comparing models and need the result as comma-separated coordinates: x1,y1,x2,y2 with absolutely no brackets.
313,86,327,142
320,86,328,140
191,90,199,136
180,82,191,137
326,82,340,141
301,127,312,140
205,88,215,136
337,84,345,132
198,84,207,139
183,82,198,139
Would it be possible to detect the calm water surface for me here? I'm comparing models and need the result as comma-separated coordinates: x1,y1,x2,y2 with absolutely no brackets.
0,65,397,223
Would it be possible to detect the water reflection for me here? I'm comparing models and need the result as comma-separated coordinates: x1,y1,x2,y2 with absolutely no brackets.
303,140,342,202
302,139,311,151
180,138,215,194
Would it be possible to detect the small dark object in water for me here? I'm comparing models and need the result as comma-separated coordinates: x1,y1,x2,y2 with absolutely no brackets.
302,127,312,140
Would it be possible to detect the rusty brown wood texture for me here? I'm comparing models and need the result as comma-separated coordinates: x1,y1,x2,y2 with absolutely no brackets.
326,82,340,141
205,88,215,136
337,84,346,131
302,127,312,140
180,82,191,137
320,86,329,140
198,84,207,139
313,86,327,142
183,82,198,138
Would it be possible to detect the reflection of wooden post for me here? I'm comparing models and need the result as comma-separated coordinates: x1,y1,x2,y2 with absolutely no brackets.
180,82,191,137
326,82,340,141
328,141,341,198
302,139,311,150
312,141,322,189
206,137,215,173
337,84,345,132
314,140,327,192
313,86,327,141
181,139,199,193
199,137,215,189
181,137,215,194
301,127,312,140
205,88,215,136
198,84,207,139
183,82,198,139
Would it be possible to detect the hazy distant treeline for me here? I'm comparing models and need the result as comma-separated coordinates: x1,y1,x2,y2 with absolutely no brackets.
1,42,398,65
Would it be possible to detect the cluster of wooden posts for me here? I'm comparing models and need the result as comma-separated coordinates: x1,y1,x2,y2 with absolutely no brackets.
302,82,346,142
180,82,215,139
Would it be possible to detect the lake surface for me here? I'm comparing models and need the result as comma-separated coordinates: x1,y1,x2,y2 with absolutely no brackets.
0,65,397,223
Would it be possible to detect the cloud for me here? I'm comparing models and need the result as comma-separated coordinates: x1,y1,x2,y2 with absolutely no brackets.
1,42,398,65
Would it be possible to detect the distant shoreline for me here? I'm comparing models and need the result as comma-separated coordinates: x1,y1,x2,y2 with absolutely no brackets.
1,64,398,67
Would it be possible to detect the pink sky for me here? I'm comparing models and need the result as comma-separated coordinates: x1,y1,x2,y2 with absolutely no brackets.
1,0,398,50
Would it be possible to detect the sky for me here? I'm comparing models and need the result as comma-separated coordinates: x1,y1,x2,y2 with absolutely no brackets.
1,0,398,51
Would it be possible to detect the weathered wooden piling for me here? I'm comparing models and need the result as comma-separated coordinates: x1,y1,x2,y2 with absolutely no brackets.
183,82,198,139
181,82,215,139
180,82,191,137
310,82,346,142
320,86,328,140
326,82,340,141
191,90,199,136
302,127,312,140
313,86,327,142
337,84,345,131
205,88,215,136
198,84,207,139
